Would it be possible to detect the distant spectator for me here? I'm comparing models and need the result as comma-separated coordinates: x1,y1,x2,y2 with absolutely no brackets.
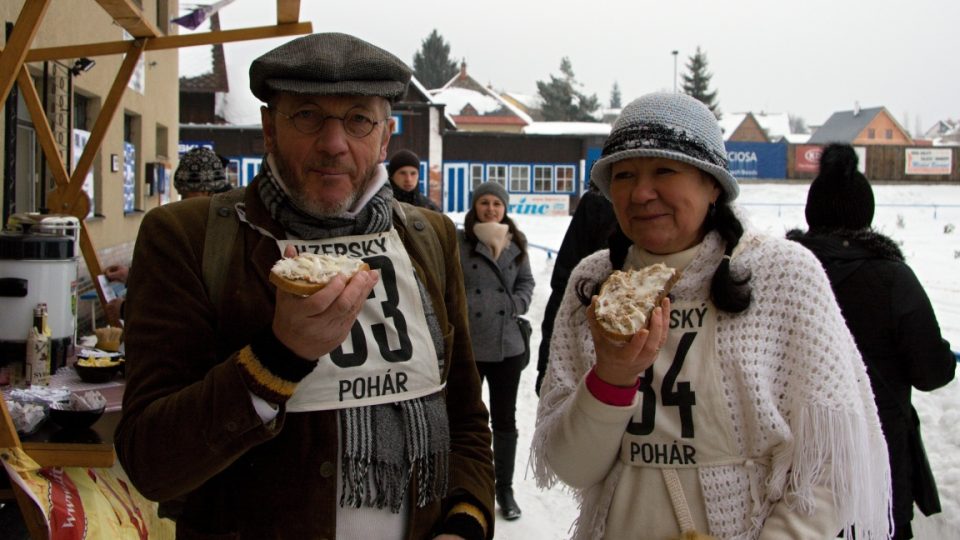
106,148,232,323
174,147,232,199
387,149,441,212
535,185,616,395
788,143,956,539
459,181,535,521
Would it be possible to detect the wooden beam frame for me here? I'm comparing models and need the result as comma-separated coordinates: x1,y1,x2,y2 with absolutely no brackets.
0,0,51,112
0,2,311,327
24,22,313,62
94,0,161,38
48,40,146,217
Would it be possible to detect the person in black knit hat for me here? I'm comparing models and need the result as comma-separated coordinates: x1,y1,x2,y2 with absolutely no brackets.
387,149,441,212
789,143,955,539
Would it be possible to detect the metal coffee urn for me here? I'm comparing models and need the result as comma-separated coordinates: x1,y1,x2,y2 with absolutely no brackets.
0,214,79,385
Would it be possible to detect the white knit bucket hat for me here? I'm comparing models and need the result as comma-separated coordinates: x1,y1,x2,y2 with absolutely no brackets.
590,92,738,201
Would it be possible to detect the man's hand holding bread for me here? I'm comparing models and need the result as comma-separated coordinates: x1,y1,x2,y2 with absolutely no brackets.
270,245,379,360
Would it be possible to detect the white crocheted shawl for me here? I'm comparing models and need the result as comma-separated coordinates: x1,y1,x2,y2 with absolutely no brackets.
532,226,892,540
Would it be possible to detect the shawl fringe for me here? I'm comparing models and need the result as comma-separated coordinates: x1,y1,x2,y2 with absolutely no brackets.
768,402,893,539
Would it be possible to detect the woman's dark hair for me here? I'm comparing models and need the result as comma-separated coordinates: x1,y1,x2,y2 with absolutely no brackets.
575,192,751,313
464,205,528,262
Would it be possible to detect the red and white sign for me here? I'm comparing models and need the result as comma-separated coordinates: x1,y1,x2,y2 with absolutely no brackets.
795,145,823,173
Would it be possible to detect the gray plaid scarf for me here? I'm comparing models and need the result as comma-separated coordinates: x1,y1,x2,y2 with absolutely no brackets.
258,158,450,512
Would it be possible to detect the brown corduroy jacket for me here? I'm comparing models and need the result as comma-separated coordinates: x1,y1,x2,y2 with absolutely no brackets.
115,178,494,539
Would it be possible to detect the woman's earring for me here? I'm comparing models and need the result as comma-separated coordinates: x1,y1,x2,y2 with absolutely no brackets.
708,202,717,219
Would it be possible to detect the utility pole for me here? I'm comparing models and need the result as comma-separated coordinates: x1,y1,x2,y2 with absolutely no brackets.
672,50,679,93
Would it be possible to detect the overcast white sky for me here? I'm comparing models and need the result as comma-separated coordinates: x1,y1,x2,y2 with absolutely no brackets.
183,0,958,132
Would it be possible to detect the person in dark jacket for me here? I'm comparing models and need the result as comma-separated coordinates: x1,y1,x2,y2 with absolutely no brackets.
788,143,955,540
535,184,617,395
458,181,535,521
388,149,441,212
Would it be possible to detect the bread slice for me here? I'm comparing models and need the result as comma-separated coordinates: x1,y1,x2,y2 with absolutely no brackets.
595,263,679,342
269,253,370,296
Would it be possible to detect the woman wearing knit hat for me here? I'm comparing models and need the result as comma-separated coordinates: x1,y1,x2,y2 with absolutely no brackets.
532,93,892,539
387,149,441,212
174,147,232,199
788,144,955,540
458,181,534,520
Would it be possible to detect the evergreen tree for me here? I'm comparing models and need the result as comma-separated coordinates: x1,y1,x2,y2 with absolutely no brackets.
412,29,458,89
788,114,809,134
681,46,721,119
610,81,622,109
536,57,600,122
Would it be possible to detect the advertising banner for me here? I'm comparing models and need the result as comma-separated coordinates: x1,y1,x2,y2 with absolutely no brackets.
725,142,787,179
795,145,824,173
905,148,952,175
509,194,569,216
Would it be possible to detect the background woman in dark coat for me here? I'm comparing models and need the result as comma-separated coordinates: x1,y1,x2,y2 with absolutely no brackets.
535,184,616,395
458,181,535,521
788,143,956,539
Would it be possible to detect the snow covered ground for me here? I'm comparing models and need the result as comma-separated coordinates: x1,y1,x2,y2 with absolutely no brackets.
455,182,960,539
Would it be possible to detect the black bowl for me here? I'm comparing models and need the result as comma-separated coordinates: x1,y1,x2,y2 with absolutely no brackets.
74,362,122,384
48,403,105,431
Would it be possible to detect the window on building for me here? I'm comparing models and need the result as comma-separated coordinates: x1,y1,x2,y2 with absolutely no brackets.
556,165,575,192
471,164,484,189
487,164,507,187
867,128,875,139
885,129,893,139
509,165,530,192
123,113,140,213
533,165,553,192
156,124,168,161
73,94,89,130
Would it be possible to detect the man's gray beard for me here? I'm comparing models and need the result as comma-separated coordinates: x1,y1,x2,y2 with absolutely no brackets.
276,159,379,219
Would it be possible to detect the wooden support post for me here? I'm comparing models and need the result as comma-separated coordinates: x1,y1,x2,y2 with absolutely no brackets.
277,0,302,24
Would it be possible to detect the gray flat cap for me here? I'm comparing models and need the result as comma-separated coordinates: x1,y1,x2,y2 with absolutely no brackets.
249,33,412,103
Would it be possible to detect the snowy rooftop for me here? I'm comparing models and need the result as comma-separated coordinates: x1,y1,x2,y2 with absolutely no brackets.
523,122,611,136
430,87,504,116
720,111,795,141
503,91,543,110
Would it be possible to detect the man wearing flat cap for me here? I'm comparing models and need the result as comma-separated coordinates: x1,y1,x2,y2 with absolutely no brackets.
117,33,494,539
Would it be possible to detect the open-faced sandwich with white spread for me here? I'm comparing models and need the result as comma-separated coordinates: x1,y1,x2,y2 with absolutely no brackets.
269,253,370,296
595,263,679,342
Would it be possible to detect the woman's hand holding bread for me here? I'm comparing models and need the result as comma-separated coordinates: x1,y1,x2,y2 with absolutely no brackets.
588,297,670,387
588,263,677,386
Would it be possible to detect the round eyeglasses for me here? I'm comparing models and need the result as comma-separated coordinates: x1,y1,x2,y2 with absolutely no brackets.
274,105,385,138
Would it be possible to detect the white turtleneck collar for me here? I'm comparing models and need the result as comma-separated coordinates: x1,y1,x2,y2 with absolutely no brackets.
624,241,702,273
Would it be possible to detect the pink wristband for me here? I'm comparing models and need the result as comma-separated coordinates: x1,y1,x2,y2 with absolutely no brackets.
586,367,640,406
